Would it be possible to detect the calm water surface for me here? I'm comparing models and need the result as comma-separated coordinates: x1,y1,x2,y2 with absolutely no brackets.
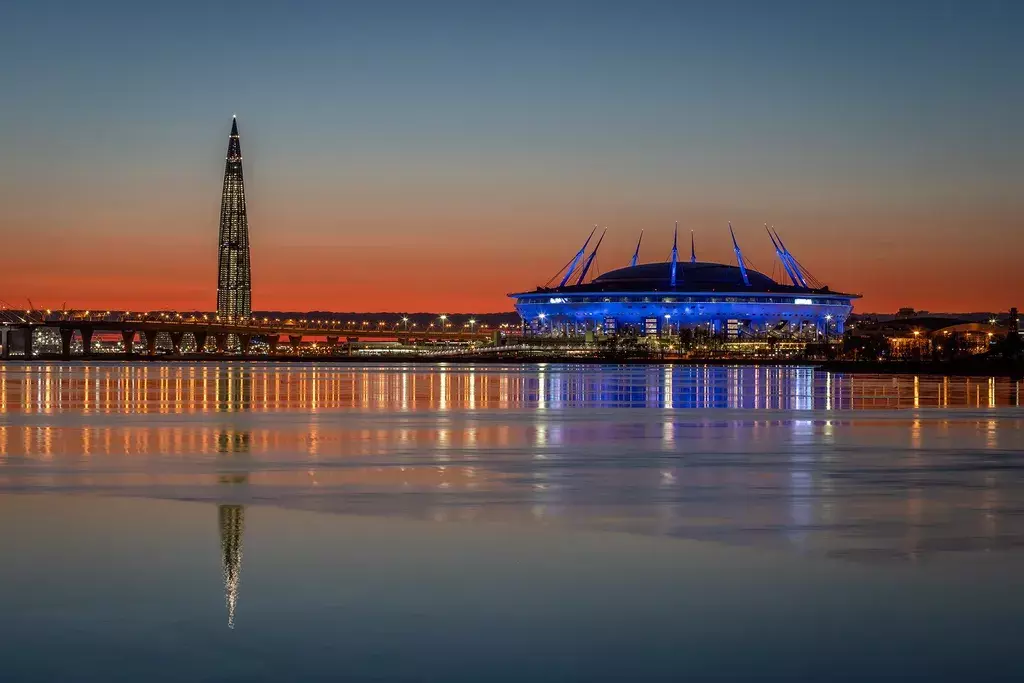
1,363,1023,681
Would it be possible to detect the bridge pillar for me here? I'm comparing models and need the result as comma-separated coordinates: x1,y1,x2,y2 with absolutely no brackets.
121,330,135,355
239,335,253,356
0,328,11,359
267,335,280,355
18,328,34,358
194,331,208,354
11,328,31,358
144,331,158,356
288,335,302,353
170,332,185,356
215,334,228,354
3,328,28,358
80,328,94,357
326,336,339,354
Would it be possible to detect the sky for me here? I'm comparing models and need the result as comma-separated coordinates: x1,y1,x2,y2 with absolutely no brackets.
1,0,1021,313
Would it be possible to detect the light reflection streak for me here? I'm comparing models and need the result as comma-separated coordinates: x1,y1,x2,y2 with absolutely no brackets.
787,418,814,548
401,371,409,412
537,365,547,411
439,368,448,411
663,366,673,411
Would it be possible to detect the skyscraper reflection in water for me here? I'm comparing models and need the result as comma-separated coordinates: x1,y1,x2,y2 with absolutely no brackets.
218,504,244,629
210,363,253,630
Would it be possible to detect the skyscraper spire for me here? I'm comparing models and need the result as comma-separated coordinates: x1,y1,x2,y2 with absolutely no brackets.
217,116,252,320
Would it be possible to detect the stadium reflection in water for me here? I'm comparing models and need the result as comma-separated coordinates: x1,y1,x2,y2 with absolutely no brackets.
1,363,1023,564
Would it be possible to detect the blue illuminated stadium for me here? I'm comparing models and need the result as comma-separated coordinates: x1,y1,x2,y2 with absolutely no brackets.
510,225,859,338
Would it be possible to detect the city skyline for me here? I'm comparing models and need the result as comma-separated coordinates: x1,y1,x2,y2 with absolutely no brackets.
1,1,1021,314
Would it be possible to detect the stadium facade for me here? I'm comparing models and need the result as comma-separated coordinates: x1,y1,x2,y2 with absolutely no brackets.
510,225,858,339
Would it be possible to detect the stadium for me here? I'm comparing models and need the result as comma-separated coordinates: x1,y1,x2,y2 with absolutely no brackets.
510,225,859,339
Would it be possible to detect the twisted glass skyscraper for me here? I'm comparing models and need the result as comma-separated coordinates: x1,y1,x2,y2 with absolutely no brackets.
216,116,252,319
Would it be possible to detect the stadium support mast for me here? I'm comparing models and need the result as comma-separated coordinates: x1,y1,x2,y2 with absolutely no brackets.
559,226,597,287
766,224,802,286
690,231,696,263
770,226,808,288
670,222,679,288
576,228,607,285
729,222,751,287
630,230,643,268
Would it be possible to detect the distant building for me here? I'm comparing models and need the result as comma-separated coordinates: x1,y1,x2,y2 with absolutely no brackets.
887,333,932,359
848,314,1006,361
931,323,1001,357
216,116,252,320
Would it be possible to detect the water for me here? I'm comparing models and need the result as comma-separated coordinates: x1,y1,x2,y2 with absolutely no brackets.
1,363,1023,681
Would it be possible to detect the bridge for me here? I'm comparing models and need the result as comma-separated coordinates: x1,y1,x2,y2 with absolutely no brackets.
0,310,498,359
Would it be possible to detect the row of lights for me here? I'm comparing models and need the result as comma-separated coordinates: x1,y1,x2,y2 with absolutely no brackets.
11,309,496,334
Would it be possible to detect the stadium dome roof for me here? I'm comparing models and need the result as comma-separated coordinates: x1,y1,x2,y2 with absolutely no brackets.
593,261,782,291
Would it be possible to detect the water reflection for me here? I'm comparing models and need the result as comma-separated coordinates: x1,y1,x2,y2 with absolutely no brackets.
219,504,245,629
1,363,1020,414
0,363,1023,563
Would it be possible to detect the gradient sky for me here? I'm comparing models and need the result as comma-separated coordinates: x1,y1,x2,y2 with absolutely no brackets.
1,0,1021,313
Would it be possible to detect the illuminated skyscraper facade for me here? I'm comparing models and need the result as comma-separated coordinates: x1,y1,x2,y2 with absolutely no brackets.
216,116,252,319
